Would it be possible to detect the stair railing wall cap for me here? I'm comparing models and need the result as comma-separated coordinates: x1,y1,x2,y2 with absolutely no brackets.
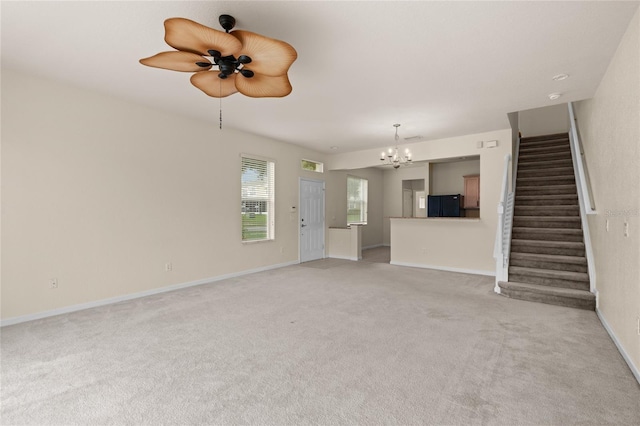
494,153,512,290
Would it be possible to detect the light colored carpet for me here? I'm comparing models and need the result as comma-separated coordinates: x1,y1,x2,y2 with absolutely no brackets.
2,262,639,425
299,257,352,269
362,246,390,264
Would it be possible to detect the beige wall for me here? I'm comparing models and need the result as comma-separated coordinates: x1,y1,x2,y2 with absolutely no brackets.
519,103,569,137
573,9,640,375
383,164,430,244
325,167,384,248
376,129,511,252
1,70,326,320
380,129,511,271
430,159,480,196
390,217,492,273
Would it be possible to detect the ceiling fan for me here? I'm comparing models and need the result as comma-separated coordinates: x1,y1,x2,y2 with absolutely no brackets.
140,14,297,98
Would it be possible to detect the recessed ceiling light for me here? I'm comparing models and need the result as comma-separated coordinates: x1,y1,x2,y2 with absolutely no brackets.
552,73,569,81
548,93,562,100
330,146,339,150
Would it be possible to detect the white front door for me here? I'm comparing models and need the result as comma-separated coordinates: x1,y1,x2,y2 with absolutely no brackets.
300,178,325,262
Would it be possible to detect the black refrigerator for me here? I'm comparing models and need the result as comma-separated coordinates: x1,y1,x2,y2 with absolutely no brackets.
428,194,463,217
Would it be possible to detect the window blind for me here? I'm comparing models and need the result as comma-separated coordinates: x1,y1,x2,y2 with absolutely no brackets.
241,156,275,241
347,175,368,225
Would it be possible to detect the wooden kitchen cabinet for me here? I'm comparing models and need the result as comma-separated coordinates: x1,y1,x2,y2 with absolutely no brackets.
463,175,480,208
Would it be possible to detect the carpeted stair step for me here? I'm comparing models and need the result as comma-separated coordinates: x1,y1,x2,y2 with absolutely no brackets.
517,166,575,178
512,227,583,242
520,133,569,143
508,266,589,290
518,159,574,170
510,252,587,273
518,151,572,163
516,184,577,195
515,194,578,206
498,281,595,310
519,141,570,151
514,205,580,216
511,239,585,256
517,175,576,186
513,216,581,229
518,144,570,155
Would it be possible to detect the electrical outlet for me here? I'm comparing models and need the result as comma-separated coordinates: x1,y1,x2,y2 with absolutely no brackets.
165,262,172,272
49,278,58,289
605,219,609,232
624,222,629,237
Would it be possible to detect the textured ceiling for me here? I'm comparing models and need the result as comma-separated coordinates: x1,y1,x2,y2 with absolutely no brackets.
2,1,638,153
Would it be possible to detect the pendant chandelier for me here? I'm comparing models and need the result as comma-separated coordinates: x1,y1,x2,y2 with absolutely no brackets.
380,124,412,169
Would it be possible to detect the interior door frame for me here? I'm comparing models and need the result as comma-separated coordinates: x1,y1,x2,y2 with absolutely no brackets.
299,177,326,263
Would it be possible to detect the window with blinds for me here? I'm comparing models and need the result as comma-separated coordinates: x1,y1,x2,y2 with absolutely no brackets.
241,155,275,242
347,175,368,225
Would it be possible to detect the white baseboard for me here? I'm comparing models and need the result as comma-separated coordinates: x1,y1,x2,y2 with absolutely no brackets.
362,243,385,250
596,308,640,385
326,255,358,261
1,260,299,327
390,261,496,277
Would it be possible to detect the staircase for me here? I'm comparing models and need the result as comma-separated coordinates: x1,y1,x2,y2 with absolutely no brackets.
498,133,595,310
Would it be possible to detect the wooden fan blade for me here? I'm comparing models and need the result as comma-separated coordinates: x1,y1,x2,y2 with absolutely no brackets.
191,71,238,98
140,51,211,72
235,73,293,98
165,18,242,57
231,30,297,77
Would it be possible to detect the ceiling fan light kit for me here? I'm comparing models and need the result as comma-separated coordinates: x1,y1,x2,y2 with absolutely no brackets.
140,15,297,99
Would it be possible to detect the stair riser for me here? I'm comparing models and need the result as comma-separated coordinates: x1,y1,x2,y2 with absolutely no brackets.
509,258,587,273
515,198,578,206
499,288,595,310
519,145,570,155
510,244,585,256
512,231,583,242
518,160,573,170
508,273,589,290
509,266,588,282
517,170,574,179
514,208,580,217
519,152,572,162
513,219,581,229
517,176,576,185
521,133,569,142
517,187,577,196
518,146,571,156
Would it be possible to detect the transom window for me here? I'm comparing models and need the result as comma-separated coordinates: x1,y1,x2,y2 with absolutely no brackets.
301,159,324,173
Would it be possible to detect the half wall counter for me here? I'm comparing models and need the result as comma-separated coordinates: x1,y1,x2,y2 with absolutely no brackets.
389,217,495,276
327,225,363,261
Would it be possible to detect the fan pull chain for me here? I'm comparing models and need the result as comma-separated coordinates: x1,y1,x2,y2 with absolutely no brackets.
219,79,223,130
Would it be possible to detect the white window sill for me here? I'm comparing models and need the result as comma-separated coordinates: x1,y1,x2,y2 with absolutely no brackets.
242,239,275,245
